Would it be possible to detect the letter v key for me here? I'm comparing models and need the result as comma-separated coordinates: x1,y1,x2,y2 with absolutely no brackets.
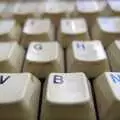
0,75,10,85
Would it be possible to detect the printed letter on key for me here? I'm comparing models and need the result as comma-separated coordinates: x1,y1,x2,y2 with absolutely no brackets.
53,75,63,84
110,73,120,84
0,75,10,84
76,42,85,50
33,44,42,50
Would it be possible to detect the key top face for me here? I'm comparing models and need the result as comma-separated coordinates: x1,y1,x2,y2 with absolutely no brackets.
23,42,64,78
76,0,100,13
0,20,14,34
73,40,107,61
13,2,40,23
0,73,28,103
41,73,96,120
44,1,66,14
2,3,15,19
0,2,7,18
40,1,76,25
47,73,90,103
41,1,66,26
64,1,76,17
107,72,120,100
26,42,59,62
13,2,38,14
0,73,40,120
94,72,120,120
76,0,106,27
61,18,87,34
22,18,54,48
107,0,120,14
0,42,25,72
97,17,120,33
59,18,89,48
0,19,21,42
23,19,52,36
67,40,109,78
92,17,120,48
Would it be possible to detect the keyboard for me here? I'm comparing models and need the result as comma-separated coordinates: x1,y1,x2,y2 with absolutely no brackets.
0,0,120,120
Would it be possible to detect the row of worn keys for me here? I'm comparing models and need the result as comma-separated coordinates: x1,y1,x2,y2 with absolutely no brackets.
1,72,120,120
0,0,119,26
1,17,120,48
0,40,111,78
0,39,120,120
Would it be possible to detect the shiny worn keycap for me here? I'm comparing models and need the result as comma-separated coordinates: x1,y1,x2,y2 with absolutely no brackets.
107,40,120,72
58,18,89,48
67,40,109,78
76,0,106,28
40,1,75,26
21,18,54,48
0,73,41,120
12,2,40,24
94,72,120,120
41,73,96,120
64,1,76,18
92,17,120,48
103,0,120,16
0,19,21,42
0,42,25,72
0,2,7,18
23,42,64,78
1,2,15,19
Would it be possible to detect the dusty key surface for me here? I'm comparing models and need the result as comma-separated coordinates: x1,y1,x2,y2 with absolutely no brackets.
67,40,109,78
0,73,41,120
23,42,64,78
58,18,89,48
94,72,120,120
41,72,96,120
92,17,120,48
0,42,25,72
21,18,54,48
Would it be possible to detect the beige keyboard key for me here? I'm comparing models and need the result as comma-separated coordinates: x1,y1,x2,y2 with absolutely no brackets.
0,19,21,42
92,17,120,48
0,42,25,72
64,1,76,18
1,3,15,19
40,1,72,26
103,0,120,16
41,73,96,120
76,0,106,27
107,40,120,72
58,18,89,48
12,2,40,24
0,2,7,18
67,40,109,78
94,72,120,120
23,42,64,78
0,73,40,120
21,18,54,48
